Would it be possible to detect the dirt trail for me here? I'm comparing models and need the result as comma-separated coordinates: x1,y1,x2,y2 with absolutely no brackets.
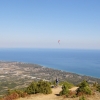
18,86,79,100
17,86,100,100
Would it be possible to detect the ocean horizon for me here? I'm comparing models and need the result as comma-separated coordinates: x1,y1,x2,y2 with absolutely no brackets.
0,48,100,78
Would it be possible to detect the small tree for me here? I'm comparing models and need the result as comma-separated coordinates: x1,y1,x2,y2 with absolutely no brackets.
25,82,38,94
79,96,86,100
59,84,69,96
26,80,52,94
60,81,74,89
37,80,52,94
77,80,91,95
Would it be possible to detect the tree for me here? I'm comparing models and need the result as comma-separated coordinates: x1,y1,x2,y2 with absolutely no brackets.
25,80,52,94
25,82,38,94
37,80,52,94
60,81,74,89
77,80,91,95
59,84,69,96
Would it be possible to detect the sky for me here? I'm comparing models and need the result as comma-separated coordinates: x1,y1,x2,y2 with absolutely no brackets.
0,0,100,49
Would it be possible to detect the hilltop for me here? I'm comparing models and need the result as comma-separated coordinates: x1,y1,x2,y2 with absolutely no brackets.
17,86,77,100
17,86,100,100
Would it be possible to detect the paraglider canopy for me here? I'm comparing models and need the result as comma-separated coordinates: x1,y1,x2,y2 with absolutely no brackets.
58,40,60,44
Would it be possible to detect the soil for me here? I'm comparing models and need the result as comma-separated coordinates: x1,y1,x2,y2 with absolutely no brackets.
17,86,100,100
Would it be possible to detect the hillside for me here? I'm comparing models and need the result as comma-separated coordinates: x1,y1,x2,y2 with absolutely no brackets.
0,61,100,96
17,86,100,100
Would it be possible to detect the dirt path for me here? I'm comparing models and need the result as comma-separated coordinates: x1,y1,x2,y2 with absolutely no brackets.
17,86,100,100
18,86,79,100
69,87,78,91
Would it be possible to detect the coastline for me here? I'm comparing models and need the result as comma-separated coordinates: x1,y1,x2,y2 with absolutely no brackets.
0,48,100,78
0,60,100,79
0,61,100,96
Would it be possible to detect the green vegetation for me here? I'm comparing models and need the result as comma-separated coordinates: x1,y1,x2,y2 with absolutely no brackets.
25,80,52,94
0,80,52,100
25,81,38,94
97,84,100,92
7,89,27,97
0,89,27,100
59,80,92,99
77,80,91,95
1,79,100,100
1,62,100,97
79,96,86,100
59,81,74,96
0,81,17,96
59,84,69,96
37,80,52,94
59,81,74,89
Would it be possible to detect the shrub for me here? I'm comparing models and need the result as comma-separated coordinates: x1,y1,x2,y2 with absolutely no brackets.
77,80,91,95
25,82,38,94
26,80,52,94
2,92,19,100
79,96,86,100
97,84,100,92
59,84,69,96
2,80,52,100
4,89,27,100
79,80,89,87
37,80,52,94
59,81,74,89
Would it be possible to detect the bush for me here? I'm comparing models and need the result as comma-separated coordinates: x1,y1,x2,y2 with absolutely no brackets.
1,80,52,100
59,81,74,89
79,96,86,100
77,80,91,95
4,89,28,100
97,84,100,92
26,80,52,94
3,92,19,100
25,82,38,94
78,80,89,87
59,84,69,96
37,80,52,94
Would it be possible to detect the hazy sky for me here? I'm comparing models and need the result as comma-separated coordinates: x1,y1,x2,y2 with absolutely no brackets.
0,0,100,49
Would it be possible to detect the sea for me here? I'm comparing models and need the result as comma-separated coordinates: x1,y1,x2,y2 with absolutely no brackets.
0,48,100,78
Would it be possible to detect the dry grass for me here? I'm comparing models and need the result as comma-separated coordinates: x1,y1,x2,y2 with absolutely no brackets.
17,86,100,100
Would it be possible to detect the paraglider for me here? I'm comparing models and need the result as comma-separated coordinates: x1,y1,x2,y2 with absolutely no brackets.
58,40,60,44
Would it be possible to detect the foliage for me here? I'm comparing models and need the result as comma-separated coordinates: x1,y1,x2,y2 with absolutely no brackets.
77,80,91,95
79,96,86,100
25,80,52,94
0,80,52,100
25,82,38,94
78,80,89,87
59,81,74,89
97,84,100,92
7,89,27,97
59,84,69,96
1,89,27,100
37,80,52,94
